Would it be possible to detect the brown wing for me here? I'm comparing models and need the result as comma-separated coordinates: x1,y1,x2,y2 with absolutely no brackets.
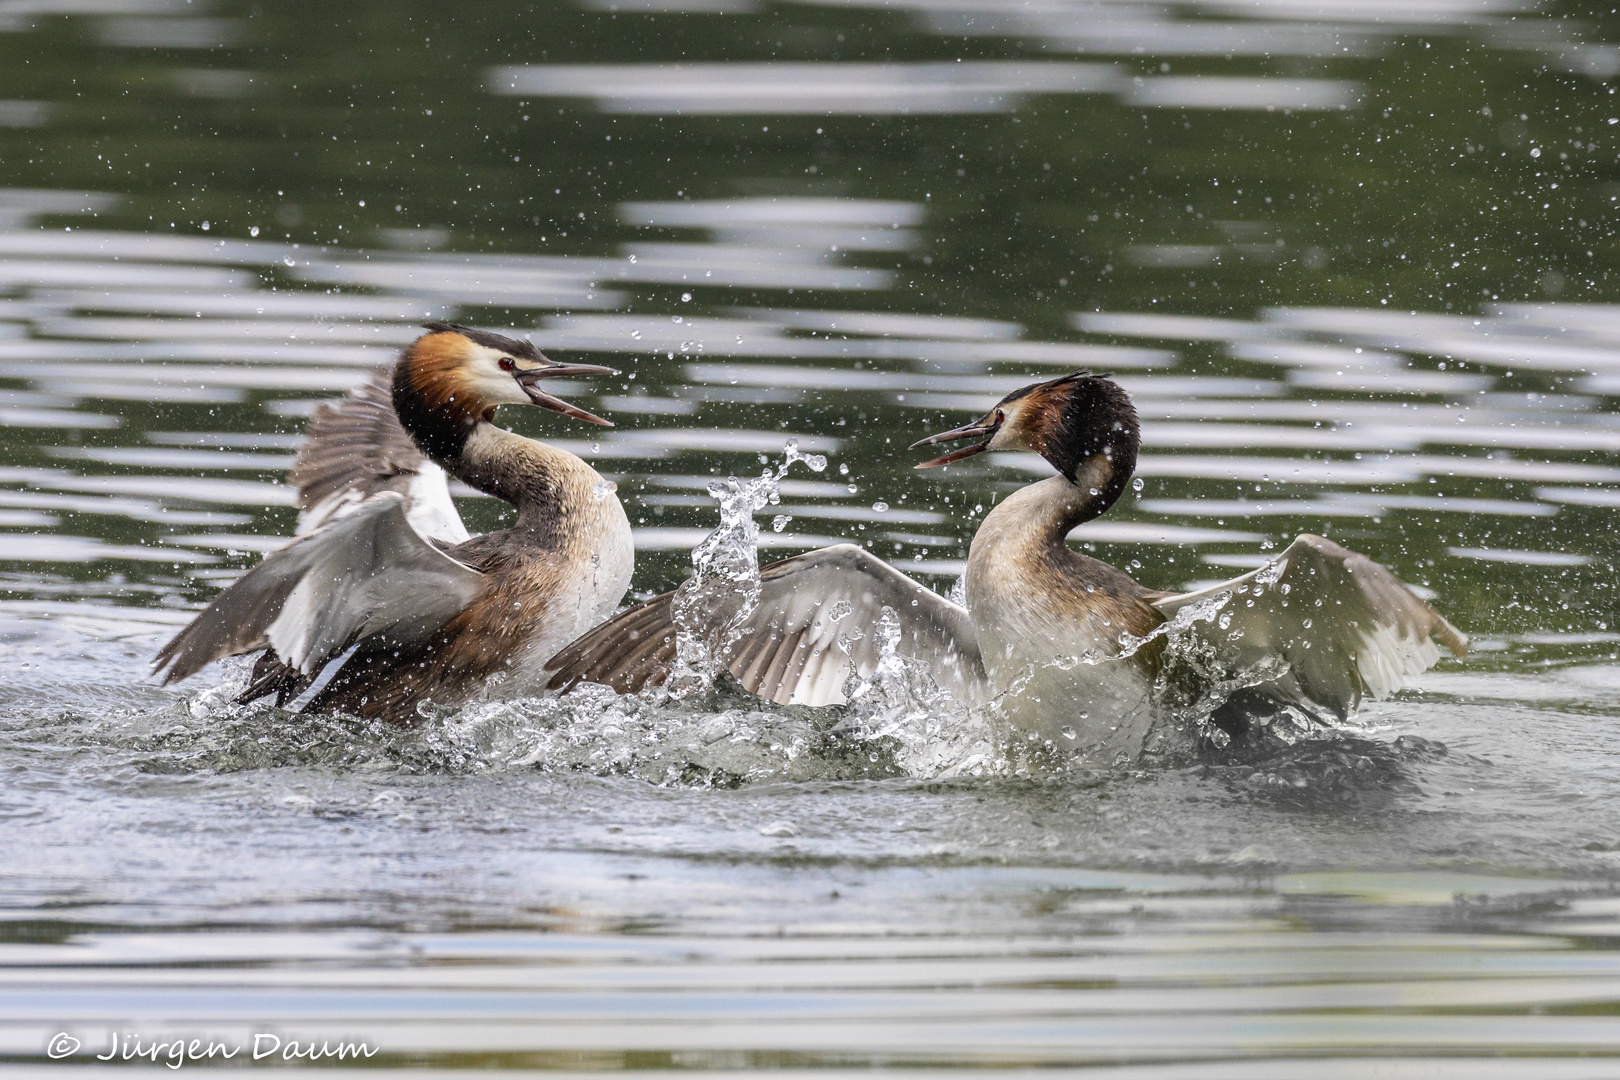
548,543,985,708
545,589,683,697
289,364,469,543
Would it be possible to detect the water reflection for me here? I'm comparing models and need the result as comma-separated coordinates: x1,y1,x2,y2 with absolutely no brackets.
0,189,1617,606
492,61,1123,115
2,0,1620,1070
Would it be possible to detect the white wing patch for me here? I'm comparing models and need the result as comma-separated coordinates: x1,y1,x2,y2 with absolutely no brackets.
267,494,483,673
297,460,468,544
288,366,472,545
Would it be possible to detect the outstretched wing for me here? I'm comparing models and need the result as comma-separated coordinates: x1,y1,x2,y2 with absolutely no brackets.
1152,533,1467,718
547,543,985,708
289,365,470,543
154,493,484,685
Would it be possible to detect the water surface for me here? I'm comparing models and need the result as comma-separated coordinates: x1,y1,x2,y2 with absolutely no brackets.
3,0,1620,1074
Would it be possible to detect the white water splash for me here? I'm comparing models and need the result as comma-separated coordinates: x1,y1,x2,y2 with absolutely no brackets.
189,492,1340,785
663,440,827,698
988,556,1322,761
834,607,996,777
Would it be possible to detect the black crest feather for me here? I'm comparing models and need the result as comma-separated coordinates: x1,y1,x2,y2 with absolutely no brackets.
419,321,544,359
1004,371,1139,506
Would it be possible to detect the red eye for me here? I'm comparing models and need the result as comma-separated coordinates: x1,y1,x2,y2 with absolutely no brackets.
498,357,515,372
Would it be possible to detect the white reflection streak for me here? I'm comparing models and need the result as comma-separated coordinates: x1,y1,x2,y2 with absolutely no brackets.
0,100,50,127
34,289,450,320
1194,0,1537,23
760,308,1022,340
1123,76,1361,110
1448,546,1589,567
489,61,1121,115
0,534,217,563
49,447,295,471
1075,312,1287,342
621,198,925,228
32,317,425,344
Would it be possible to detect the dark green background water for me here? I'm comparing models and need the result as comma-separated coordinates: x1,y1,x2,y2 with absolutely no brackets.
3,0,1619,630
6,2,1615,308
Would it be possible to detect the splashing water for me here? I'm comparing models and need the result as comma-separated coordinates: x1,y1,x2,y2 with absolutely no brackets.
1132,560,1326,751
989,553,1328,765
155,439,1018,787
516,482,1314,783
835,606,996,778
663,440,827,698
425,684,891,787
163,474,1359,786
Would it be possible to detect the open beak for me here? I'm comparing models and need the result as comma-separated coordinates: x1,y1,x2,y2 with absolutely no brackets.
909,415,1001,469
517,361,618,427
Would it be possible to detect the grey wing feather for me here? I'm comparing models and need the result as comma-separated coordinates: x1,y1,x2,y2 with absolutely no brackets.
1152,533,1467,718
548,543,985,708
290,365,470,543
154,493,484,684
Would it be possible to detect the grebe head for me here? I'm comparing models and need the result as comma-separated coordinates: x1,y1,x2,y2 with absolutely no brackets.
404,322,617,426
911,370,1140,491
394,322,619,462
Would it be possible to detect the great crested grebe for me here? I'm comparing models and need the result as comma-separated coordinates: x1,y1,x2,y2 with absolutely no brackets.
546,371,1466,760
154,322,634,723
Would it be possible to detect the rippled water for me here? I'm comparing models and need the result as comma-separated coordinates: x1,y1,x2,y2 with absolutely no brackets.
4,0,1620,1073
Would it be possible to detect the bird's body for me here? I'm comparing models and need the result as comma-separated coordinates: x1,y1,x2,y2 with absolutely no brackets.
965,475,1164,760
291,423,632,718
546,372,1465,762
155,323,631,723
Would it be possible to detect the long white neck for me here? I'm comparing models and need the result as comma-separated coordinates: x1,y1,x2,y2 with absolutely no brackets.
961,463,1161,762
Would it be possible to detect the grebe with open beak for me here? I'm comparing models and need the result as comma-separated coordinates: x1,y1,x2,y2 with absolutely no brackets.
546,371,1465,760
154,322,633,723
